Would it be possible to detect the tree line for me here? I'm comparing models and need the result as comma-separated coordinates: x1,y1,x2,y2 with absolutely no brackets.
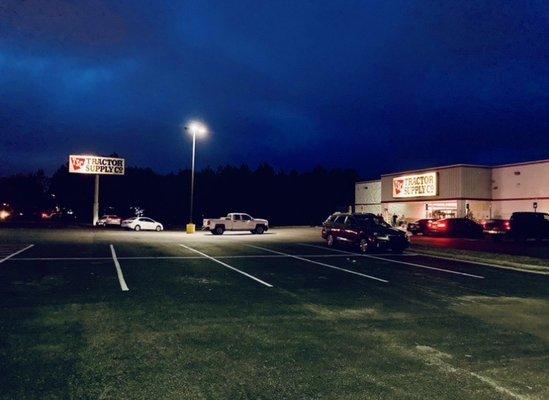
0,162,358,226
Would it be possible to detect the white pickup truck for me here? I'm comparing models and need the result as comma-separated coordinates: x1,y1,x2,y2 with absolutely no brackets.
203,213,269,235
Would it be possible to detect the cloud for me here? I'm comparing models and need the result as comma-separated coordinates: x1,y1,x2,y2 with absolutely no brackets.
0,0,548,176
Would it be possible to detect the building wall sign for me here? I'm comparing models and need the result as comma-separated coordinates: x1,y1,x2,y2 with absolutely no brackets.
69,155,125,175
392,172,437,198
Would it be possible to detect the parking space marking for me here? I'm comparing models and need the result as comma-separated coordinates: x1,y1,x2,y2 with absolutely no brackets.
411,252,549,276
298,243,418,256
246,244,388,283
179,244,274,288
8,253,394,262
110,245,129,292
9,257,114,261
300,244,485,279
0,244,34,264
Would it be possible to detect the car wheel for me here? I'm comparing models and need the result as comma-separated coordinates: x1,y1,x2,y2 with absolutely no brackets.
326,234,335,247
156,225,162,232
359,238,369,253
215,226,224,235
255,225,265,234
134,225,141,231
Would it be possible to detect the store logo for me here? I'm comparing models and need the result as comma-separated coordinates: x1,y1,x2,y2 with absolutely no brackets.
70,157,86,171
393,179,404,196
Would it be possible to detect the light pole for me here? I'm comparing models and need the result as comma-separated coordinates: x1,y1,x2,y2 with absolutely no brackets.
184,121,208,233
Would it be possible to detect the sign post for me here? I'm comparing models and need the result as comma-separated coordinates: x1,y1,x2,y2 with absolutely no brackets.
69,155,125,225
93,175,100,225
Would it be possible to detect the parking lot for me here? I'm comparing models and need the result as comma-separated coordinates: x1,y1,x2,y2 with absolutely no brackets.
1,227,548,399
411,234,549,260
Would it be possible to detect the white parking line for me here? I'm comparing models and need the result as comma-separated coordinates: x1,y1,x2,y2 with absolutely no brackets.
110,245,129,291
301,243,485,279
299,243,418,256
179,244,273,288
0,244,34,264
297,243,419,257
246,244,388,283
8,253,396,262
412,252,549,276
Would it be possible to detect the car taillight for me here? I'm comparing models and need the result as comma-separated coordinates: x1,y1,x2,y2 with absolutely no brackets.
436,222,446,228
504,221,510,230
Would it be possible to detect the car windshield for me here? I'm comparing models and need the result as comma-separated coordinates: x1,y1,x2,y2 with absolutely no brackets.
354,215,391,228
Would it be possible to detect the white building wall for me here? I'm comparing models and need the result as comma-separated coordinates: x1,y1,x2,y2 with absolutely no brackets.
356,160,549,222
491,160,549,218
355,180,381,214
467,200,492,220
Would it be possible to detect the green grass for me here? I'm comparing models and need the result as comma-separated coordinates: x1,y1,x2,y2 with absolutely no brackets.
1,231,549,399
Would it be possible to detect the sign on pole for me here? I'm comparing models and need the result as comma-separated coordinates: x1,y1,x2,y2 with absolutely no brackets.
69,155,125,175
69,155,125,225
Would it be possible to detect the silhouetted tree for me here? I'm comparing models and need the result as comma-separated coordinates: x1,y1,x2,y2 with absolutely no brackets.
1,163,358,226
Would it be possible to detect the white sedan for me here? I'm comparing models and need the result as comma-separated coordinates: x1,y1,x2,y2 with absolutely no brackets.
121,217,164,231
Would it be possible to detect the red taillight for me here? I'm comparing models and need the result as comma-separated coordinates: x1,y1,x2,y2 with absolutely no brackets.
436,222,447,229
504,221,510,230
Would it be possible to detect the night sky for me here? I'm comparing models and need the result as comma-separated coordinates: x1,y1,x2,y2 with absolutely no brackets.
1,1,548,178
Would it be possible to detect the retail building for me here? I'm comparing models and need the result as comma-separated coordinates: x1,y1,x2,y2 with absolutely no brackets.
355,160,548,221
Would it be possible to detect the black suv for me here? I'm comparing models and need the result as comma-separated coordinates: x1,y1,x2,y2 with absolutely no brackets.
509,212,549,241
322,213,409,253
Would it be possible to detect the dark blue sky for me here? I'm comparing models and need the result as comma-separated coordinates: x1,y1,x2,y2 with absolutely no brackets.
1,0,548,178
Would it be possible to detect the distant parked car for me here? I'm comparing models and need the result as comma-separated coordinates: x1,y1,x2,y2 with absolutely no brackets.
482,219,510,240
509,212,549,241
407,218,436,235
428,218,483,238
121,217,163,231
322,212,409,253
96,215,122,226
203,213,269,235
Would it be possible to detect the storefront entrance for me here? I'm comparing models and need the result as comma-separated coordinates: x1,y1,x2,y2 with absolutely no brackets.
426,201,458,219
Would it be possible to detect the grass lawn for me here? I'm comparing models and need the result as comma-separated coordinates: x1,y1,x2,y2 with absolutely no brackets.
1,230,548,399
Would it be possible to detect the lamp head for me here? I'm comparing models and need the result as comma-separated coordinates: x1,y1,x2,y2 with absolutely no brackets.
186,120,208,137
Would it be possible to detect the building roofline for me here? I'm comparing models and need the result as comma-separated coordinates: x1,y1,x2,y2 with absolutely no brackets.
493,159,549,168
355,179,381,184
378,159,548,177
380,164,489,177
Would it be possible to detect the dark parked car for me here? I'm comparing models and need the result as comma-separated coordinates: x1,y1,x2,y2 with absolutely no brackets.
482,219,510,239
509,212,549,241
427,218,483,238
322,213,409,253
407,218,436,235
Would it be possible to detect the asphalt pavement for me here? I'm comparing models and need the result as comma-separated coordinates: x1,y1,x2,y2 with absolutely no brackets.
1,226,548,399
410,234,549,259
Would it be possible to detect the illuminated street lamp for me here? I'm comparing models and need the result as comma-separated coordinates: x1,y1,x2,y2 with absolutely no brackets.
184,120,208,233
